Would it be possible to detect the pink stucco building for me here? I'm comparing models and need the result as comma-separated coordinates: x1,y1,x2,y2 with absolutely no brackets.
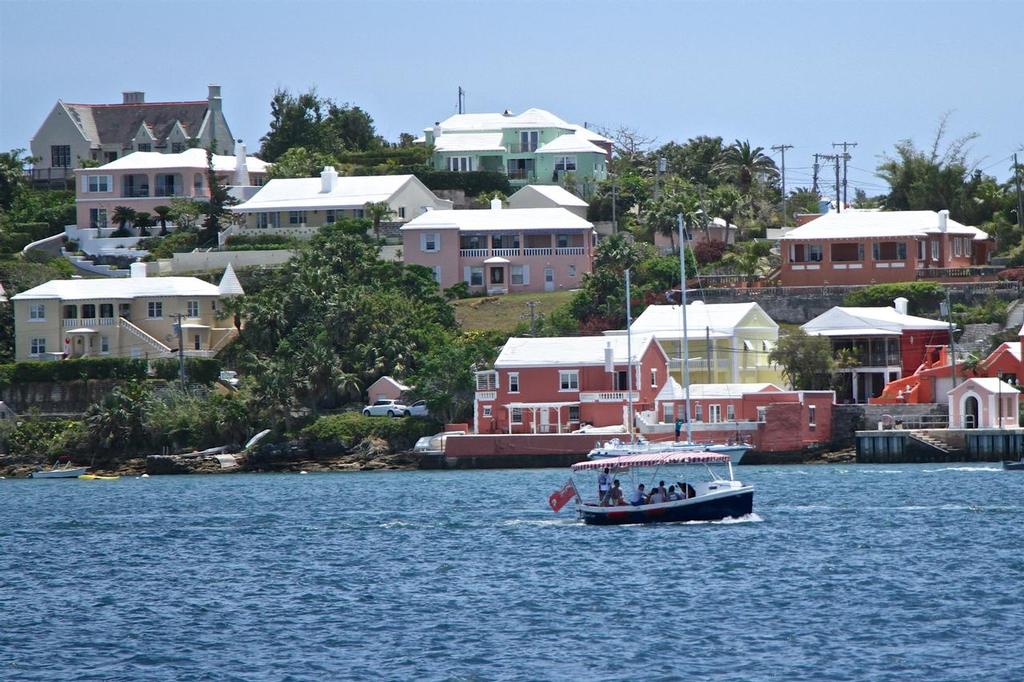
400,201,594,294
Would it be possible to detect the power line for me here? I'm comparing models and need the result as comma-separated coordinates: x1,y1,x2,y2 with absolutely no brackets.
832,141,858,207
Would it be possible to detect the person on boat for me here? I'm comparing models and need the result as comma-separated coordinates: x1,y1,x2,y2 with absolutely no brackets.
675,418,683,441
605,479,625,506
657,480,668,498
668,485,682,501
598,467,612,502
648,486,666,504
677,481,688,499
629,483,647,506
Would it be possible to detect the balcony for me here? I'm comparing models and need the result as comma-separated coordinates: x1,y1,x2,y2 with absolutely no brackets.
505,144,538,154
460,248,489,258
506,170,536,181
122,188,150,198
524,247,552,256
476,391,497,401
555,246,585,255
580,391,640,403
491,248,520,257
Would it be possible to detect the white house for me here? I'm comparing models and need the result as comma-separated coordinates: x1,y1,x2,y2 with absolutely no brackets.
508,184,589,218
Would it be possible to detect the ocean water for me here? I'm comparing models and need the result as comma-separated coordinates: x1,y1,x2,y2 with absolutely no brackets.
2,464,1023,681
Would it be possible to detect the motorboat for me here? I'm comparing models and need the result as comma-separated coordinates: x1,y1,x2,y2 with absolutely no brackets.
414,430,465,456
30,462,88,478
557,451,754,525
1003,459,1024,471
587,437,751,464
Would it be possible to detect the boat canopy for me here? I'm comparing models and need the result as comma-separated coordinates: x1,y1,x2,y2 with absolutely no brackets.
572,451,731,471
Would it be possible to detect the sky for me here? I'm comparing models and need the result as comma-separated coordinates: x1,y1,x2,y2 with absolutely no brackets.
2,0,1021,197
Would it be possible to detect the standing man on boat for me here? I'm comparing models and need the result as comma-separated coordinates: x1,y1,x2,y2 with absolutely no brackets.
598,467,612,503
675,418,684,442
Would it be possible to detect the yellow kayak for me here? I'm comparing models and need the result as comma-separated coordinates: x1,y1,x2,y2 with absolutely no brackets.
78,474,120,481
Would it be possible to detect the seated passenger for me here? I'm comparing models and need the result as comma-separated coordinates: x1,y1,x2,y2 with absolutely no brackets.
609,480,626,506
629,483,647,506
668,485,682,501
676,481,688,499
648,487,665,504
658,480,669,498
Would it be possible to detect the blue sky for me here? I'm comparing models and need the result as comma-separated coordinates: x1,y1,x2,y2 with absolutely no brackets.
2,0,1021,195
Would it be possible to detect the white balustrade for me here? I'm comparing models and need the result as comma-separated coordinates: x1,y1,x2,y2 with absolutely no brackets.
555,247,585,255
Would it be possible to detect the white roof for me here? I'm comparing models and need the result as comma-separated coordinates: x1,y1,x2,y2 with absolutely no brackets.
803,306,950,336
657,379,781,401
87,149,270,174
432,108,573,132
368,376,411,393
951,377,1019,395
609,302,774,340
780,210,989,241
535,134,607,155
569,124,612,145
218,263,244,297
494,334,659,368
993,341,1022,363
12,276,221,301
509,185,589,208
400,207,593,232
433,132,505,153
231,174,419,212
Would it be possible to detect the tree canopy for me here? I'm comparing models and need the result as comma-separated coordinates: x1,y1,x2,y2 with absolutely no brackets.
260,89,381,162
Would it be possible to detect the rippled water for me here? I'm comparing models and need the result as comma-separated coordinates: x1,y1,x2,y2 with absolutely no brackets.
2,464,1023,681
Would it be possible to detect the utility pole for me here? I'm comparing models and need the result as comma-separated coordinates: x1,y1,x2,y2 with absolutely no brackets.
457,86,465,114
526,300,537,335
1014,152,1023,232
772,144,794,221
832,141,857,207
654,157,666,200
812,153,821,195
941,291,958,390
171,313,187,389
821,154,841,212
611,181,618,233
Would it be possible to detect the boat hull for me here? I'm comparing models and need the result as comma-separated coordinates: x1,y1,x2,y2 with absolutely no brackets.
579,489,754,526
30,467,88,479
1003,461,1024,471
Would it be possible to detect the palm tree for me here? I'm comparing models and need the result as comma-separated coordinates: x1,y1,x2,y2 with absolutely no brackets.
153,205,171,235
111,206,137,235
713,140,779,194
364,201,395,240
134,211,154,237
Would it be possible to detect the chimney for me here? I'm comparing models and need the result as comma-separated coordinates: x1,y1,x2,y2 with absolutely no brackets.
320,166,338,193
938,209,949,232
233,141,250,187
490,196,502,210
122,91,144,104
502,109,514,117
894,296,908,316
604,342,614,373
432,122,442,140
208,84,222,112
130,262,147,278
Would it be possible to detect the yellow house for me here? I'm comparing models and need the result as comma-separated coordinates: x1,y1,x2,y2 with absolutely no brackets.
605,301,784,385
11,264,243,362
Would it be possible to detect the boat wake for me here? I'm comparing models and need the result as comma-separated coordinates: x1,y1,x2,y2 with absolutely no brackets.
502,518,578,527
924,466,1001,473
680,513,764,525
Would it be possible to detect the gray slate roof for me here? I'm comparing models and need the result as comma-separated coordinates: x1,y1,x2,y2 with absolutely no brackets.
64,101,208,146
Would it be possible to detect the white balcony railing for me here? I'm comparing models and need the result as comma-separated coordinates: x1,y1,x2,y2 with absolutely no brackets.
524,247,552,256
555,246,585,255
491,248,520,257
580,391,640,403
476,391,497,401
460,248,489,258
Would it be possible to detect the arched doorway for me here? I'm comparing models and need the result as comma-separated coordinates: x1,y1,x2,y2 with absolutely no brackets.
963,395,979,429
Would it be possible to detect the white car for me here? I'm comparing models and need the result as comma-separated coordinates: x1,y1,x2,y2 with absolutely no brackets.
219,370,240,387
362,399,410,418
406,400,430,417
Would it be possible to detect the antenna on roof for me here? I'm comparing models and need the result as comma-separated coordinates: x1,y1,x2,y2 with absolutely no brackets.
457,86,465,115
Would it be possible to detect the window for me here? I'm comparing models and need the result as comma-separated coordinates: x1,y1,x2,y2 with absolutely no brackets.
194,334,201,350
808,405,817,430
954,238,964,257
119,303,132,318
137,143,152,152
559,370,579,391
519,131,539,152
51,145,71,168
511,407,523,424
476,371,498,391
30,338,46,356
171,142,185,153
352,209,365,219
568,264,576,277
62,304,77,319
104,151,118,163
29,304,45,320
325,210,336,224
148,301,163,318
509,373,519,393
709,404,721,423
872,242,907,261
288,211,306,225
966,239,972,256
482,406,492,417
194,173,204,194
727,404,736,421
554,156,577,172
650,368,657,388
81,304,96,319
694,403,703,422
663,403,674,422
831,243,863,262
557,234,569,248
789,244,823,262
87,175,112,192
257,213,279,229
511,265,524,285
99,304,113,318
398,207,406,219
422,233,439,252
918,240,925,260
447,156,473,172
568,406,580,422
89,208,108,228
757,406,767,422
469,267,484,286
931,240,939,260
187,300,199,318
432,266,442,284
100,336,109,353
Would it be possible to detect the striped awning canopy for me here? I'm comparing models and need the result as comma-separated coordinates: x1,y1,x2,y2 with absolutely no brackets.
572,451,731,471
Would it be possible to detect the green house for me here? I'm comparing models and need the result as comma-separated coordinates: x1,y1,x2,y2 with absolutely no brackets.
420,108,611,196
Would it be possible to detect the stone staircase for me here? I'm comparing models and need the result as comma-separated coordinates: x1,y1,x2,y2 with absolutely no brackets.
1005,299,1024,331
959,323,1002,356
909,430,952,454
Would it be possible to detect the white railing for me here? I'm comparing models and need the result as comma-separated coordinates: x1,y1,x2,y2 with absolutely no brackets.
555,246,585,255
491,248,520,257
524,247,552,256
580,391,640,403
99,318,116,326
476,391,497,401
460,248,489,257
118,317,172,354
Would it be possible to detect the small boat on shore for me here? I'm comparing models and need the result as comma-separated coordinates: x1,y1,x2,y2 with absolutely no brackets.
78,474,120,481
551,451,754,525
30,462,88,479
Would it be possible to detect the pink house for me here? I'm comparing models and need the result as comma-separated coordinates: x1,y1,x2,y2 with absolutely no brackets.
400,201,594,294
473,334,668,434
73,147,269,229
948,378,1019,429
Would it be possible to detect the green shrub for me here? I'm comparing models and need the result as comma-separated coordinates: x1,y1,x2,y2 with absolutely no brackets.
138,230,197,259
151,357,221,384
416,170,512,197
843,281,945,316
225,233,299,248
0,357,149,386
953,299,1008,325
4,418,86,460
301,412,441,452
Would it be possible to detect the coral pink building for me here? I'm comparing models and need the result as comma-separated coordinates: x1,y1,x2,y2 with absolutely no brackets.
401,201,594,294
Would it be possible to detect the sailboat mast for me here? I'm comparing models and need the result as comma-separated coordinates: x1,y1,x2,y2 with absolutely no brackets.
677,214,692,443
625,268,635,444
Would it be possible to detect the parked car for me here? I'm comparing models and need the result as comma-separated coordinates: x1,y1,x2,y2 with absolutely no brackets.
362,399,410,418
219,370,240,388
406,400,430,417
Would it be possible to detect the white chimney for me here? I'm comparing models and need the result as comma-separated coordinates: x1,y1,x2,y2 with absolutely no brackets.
130,262,147,278
320,166,338,193
938,209,949,232
604,342,614,373
233,141,250,187
432,122,442,139
894,297,908,316
490,197,502,210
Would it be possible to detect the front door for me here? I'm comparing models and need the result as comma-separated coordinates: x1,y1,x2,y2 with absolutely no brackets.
964,396,979,428
544,267,555,292
539,409,550,433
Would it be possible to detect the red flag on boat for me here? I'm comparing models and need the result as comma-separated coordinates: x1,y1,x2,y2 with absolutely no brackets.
548,479,578,512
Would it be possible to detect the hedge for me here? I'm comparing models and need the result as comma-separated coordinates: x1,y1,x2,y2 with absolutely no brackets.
301,412,441,452
842,281,945,316
151,357,222,384
225,234,298,247
416,171,512,196
0,357,149,386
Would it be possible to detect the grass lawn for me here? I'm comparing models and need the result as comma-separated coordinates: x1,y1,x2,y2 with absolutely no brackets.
453,290,575,332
